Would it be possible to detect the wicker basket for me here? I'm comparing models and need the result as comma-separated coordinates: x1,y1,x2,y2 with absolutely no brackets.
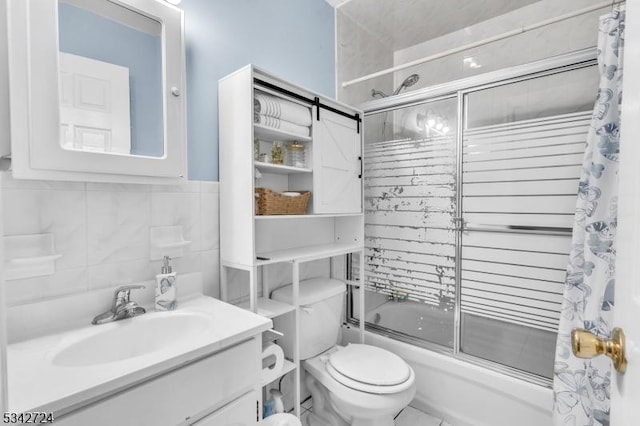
255,187,311,215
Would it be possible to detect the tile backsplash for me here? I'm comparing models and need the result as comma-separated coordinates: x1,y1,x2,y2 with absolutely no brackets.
1,172,220,307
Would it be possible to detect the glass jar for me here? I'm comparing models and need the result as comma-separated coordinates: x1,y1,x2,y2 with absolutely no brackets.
286,141,306,168
271,141,284,165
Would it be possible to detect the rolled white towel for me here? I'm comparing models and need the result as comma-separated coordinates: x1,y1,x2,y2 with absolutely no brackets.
254,92,312,127
254,113,311,138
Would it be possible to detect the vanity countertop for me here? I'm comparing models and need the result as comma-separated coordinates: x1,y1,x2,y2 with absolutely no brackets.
7,296,272,416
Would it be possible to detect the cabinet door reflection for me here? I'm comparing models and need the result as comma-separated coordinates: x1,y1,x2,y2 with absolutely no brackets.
58,0,164,157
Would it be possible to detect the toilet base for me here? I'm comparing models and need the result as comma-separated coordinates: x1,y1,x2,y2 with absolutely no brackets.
304,367,401,426
304,372,348,426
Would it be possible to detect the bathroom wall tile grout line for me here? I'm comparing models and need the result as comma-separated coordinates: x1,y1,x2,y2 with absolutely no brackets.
1,173,224,315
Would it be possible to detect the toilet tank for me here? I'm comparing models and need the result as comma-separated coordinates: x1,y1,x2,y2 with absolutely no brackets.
271,277,346,360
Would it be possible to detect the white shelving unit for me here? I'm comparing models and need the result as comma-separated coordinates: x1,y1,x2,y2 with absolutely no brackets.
254,161,312,175
218,65,366,419
254,123,312,143
256,242,363,266
237,298,296,319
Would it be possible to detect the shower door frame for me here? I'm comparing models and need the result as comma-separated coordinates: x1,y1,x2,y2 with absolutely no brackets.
348,47,599,387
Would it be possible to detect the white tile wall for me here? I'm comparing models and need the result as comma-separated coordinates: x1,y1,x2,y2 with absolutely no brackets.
1,172,220,307
201,249,220,299
87,189,151,265
200,187,220,252
337,0,605,105
392,0,604,91
151,191,202,251
3,187,87,272
336,10,394,105
6,272,206,343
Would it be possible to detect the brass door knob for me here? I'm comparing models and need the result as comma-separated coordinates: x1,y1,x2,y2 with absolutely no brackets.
571,327,627,374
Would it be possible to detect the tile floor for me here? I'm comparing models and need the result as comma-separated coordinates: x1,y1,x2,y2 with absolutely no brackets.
298,400,452,426
395,406,451,426
299,397,312,425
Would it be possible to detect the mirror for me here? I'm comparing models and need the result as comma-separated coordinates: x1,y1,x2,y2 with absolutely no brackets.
58,0,164,157
7,0,185,183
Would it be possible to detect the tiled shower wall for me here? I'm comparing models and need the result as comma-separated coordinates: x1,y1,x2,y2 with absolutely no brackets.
1,172,220,307
336,10,394,106
337,0,605,105
392,0,604,90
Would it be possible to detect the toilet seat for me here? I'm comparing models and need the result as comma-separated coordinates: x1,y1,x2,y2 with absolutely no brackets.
326,344,414,394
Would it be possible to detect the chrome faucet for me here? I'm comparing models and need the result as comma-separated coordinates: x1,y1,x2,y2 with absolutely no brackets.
92,285,146,325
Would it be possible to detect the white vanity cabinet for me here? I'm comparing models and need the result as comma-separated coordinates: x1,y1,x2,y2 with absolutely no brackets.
192,392,256,426
218,65,366,418
55,339,261,426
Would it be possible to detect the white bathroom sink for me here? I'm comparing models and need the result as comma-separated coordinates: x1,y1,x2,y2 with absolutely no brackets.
52,312,213,367
7,295,273,415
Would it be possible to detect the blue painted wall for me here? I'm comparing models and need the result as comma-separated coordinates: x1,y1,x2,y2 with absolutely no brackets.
182,0,336,181
58,4,164,157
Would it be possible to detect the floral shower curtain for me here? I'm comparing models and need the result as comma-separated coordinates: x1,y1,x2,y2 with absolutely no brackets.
553,7,625,426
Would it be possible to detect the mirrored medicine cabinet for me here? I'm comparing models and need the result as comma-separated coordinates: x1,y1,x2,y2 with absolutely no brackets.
6,0,186,183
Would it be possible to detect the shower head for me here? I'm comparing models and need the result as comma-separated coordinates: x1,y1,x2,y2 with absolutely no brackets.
392,74,420,95
370,74,420,99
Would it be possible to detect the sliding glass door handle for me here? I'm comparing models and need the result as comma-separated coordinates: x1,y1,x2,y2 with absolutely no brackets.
572,327,627,373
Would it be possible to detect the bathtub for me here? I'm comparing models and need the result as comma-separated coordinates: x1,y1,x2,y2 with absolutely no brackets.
343,302,553,426
364,300,454,347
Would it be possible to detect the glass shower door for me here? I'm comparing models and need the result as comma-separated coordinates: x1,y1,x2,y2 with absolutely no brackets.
460,66,599,378
354,96,458,348
352,62,599,381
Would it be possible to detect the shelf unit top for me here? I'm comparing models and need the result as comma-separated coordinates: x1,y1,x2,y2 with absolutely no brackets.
254,212,362,220
254,123,311,143
261,359,296,387
254,161,311,175
251,65,363,121
256,242,364,266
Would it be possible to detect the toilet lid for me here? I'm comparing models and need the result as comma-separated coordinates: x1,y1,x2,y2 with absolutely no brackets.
327,344,414,394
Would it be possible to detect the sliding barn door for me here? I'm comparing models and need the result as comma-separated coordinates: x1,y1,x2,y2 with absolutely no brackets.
312,108,362,214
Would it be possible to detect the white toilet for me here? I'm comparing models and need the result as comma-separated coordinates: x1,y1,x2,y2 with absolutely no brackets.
272,278,416,426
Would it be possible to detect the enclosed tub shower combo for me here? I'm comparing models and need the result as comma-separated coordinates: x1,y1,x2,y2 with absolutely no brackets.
344,49,602,425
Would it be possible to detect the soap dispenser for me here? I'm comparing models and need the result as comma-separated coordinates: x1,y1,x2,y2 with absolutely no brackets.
155,256,177,311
